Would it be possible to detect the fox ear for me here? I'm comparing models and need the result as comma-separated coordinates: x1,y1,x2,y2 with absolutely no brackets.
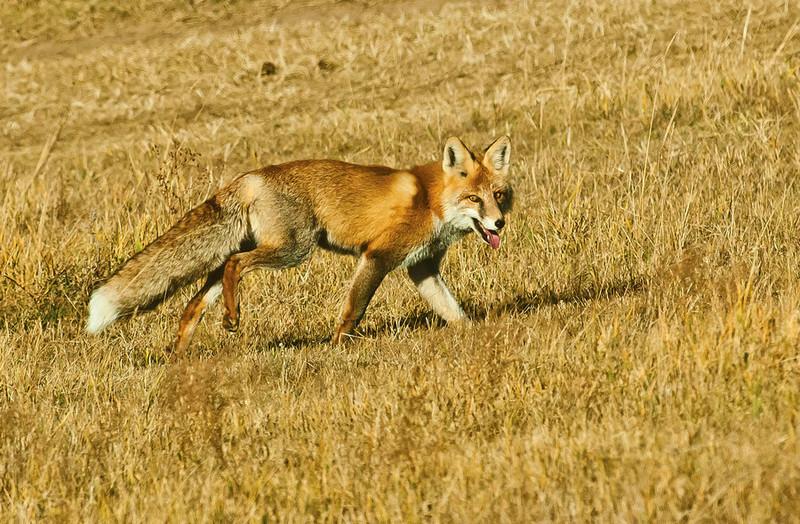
483,136,511,176
442,137,472,177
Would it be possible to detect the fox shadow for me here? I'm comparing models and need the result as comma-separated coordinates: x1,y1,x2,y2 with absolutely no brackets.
472,275,645,319
366,275,646,337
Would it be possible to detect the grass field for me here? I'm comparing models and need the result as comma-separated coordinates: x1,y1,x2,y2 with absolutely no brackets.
2,0,800,520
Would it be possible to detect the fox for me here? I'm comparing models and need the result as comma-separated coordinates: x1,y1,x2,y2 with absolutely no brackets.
86,135,513,352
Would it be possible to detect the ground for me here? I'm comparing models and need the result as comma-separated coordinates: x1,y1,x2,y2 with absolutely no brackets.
1,0,800,521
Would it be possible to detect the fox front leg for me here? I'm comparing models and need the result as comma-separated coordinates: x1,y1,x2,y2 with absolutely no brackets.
407,255,467,323
333,255,391,344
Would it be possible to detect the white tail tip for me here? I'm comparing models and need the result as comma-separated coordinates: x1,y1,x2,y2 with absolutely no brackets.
86,287,119,334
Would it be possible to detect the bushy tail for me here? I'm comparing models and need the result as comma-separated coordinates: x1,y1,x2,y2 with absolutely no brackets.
86,197,248,333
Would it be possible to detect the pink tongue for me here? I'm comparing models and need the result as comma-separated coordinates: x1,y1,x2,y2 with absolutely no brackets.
487,231,501,250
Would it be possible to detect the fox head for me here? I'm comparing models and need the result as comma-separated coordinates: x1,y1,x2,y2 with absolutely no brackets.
440,136,513,249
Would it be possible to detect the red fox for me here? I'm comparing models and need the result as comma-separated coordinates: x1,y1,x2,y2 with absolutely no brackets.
86,136,513,351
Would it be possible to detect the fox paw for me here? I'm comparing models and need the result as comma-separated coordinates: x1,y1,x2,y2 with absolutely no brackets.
222,315,239,333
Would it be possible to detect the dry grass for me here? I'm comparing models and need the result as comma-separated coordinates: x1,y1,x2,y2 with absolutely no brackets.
2,0,800,521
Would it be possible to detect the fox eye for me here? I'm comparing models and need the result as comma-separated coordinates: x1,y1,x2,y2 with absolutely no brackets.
468,195,482,203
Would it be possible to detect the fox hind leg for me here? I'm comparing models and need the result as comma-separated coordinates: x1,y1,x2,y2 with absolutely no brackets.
174,267,224,354
222,241,314,332
222,193,317,333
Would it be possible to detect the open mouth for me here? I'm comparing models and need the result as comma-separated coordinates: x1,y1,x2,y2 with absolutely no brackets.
472,219,501,250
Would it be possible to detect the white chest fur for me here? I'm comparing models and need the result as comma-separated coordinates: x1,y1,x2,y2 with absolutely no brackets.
401,221,468,268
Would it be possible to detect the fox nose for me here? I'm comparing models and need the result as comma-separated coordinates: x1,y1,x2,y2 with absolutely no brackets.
494,218,505,230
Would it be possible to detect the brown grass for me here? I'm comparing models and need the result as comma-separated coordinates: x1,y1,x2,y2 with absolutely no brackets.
2,0,800,521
